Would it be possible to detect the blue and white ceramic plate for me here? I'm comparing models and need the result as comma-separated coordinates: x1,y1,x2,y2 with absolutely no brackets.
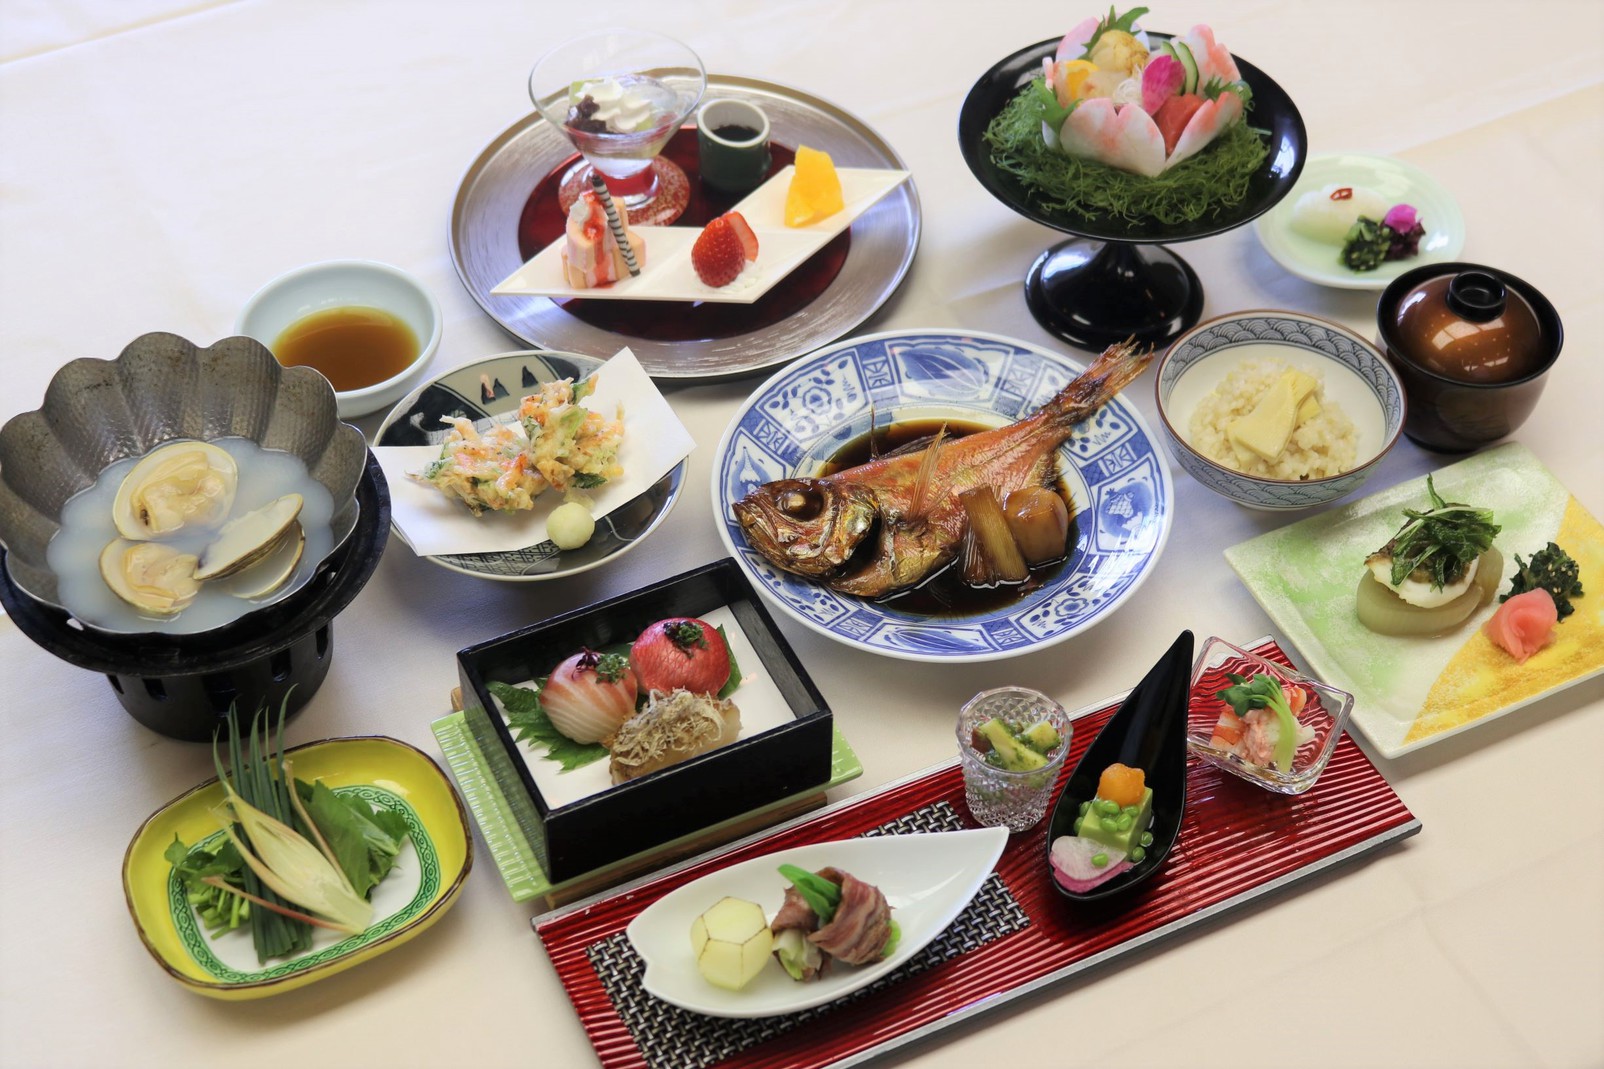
711,330,1173,662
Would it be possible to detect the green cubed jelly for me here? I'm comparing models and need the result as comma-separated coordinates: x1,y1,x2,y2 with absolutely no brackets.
1076,787,1153,854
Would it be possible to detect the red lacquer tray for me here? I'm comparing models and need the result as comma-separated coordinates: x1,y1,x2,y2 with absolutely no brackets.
536,640,1420,1069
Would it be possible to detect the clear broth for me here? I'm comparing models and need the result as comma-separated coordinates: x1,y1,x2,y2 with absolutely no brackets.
272,306,418,391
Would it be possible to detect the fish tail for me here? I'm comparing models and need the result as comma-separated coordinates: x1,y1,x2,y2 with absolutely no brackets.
1038,338,1154,430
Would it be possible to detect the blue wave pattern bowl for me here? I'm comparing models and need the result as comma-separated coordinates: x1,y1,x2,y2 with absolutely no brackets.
711,330,1173,663
1154,311,1405,511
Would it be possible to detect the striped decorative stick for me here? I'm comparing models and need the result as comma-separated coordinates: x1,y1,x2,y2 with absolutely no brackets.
589,173,640,277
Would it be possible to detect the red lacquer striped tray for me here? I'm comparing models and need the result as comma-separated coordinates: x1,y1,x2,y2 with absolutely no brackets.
536,640,1420,1069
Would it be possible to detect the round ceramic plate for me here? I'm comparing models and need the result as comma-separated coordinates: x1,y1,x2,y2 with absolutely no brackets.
1253,152,1465,290
375,350,685,581
450,76,920,382
122,736,472,1000
711,330,1173,662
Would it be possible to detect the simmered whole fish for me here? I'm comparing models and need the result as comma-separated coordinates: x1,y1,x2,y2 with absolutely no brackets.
732,339,1152,598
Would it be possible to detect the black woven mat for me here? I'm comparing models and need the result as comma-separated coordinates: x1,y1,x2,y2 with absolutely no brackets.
584,802,1031,1069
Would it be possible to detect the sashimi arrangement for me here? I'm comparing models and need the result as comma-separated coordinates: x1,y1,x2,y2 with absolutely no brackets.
984,7,1269,224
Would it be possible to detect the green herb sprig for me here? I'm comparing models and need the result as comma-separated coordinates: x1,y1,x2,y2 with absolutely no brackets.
1379,475,1500,590
1215,672,1299,772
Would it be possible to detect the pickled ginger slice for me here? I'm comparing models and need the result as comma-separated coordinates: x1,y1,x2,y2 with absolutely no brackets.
1482,588,1558,664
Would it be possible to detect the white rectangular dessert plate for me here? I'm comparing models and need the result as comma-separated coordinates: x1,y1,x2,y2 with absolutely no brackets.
490,167,911,304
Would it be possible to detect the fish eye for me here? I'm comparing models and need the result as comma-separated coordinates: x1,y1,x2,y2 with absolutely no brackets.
778,486,824,520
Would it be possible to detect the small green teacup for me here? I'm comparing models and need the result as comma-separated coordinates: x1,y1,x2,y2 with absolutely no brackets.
696,99,771,195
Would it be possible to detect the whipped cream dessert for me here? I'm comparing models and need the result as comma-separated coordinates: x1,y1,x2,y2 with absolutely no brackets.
565,75,672,135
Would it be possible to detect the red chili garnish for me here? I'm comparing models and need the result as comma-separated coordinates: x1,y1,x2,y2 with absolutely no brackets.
1330,187,1354,201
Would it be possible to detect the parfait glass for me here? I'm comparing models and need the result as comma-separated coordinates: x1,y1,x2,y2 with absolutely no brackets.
529,30,706,226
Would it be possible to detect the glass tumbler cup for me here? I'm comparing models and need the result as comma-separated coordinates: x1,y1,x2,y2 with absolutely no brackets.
956,687,1072,833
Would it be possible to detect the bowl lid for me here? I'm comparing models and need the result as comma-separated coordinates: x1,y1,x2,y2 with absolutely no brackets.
1386,267,1551,384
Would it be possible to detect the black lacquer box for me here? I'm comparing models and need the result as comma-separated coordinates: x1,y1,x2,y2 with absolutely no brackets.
456,559,834,883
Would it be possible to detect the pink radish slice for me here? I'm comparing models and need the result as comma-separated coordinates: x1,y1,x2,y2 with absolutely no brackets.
1050,835,1134,893
1141,54,1184,114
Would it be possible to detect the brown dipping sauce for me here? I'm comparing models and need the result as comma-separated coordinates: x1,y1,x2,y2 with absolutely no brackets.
820,418,1079,617
272,306,418,391
1391,272,1546,384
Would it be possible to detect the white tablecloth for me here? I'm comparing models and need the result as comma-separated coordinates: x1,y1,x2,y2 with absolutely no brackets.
2,2,1600,1066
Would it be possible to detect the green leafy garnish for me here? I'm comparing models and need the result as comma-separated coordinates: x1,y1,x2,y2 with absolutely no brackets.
570,471,607,489
488,679,609,772
1022,76,1076,132
717,626,744,699
983,87,1269,226
778,863,843,921
1503,542,1583,619
293,779,409,900
1216,672,1298,772
1378,475,1500,590
1080,6,1149,57
166,835,251,936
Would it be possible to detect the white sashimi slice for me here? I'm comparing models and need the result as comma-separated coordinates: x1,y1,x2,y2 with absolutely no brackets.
1175,24,1240,85
1166,92,1244,168
1057,98,1167,177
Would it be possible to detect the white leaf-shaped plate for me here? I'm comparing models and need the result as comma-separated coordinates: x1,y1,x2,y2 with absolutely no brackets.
625,827,1008,1018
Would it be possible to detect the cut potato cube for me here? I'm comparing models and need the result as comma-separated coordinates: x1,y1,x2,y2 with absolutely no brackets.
690,896,773,990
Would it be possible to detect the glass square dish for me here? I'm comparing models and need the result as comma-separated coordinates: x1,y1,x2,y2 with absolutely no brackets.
1186,636,1353,795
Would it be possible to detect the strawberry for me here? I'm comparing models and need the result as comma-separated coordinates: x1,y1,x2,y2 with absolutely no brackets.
630,617,731,695
723,210,759,261
691,216,745,287
1153,93,1205,156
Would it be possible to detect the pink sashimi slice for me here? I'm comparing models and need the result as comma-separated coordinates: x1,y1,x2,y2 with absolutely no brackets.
1049,835,1134,893
1176,24,1241,85
1482,588,1559,664
1141,53,1185,114
1057,98,1167,177
1166,91,1243,168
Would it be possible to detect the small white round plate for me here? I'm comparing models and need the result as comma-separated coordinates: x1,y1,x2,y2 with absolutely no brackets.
1253,152,1464,291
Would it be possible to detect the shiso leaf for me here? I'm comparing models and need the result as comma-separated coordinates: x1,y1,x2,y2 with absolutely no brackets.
489,679,609,772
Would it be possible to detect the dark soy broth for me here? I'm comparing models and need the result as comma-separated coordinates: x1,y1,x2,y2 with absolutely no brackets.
820,418,1079,617
712,123,762,143
273,306,418,391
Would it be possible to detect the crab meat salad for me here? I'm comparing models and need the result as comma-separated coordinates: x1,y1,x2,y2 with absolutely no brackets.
688,866,900,991
1207,672,1317,772
1049,763,1155,894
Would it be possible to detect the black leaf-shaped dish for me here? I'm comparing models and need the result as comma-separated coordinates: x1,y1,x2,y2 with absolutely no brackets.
1044,629,1193,901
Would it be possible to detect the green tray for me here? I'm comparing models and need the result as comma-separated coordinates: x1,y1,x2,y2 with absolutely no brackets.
432,712,863,902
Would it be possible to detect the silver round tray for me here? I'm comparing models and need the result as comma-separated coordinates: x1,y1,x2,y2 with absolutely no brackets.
449,75,921,382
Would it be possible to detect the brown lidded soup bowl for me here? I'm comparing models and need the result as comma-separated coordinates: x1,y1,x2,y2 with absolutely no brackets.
1376,261,1562,453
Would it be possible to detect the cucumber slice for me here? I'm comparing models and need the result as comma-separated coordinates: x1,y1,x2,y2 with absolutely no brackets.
1169,40,1199,94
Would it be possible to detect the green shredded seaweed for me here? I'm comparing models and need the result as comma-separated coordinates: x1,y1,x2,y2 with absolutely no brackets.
983,79,1269,226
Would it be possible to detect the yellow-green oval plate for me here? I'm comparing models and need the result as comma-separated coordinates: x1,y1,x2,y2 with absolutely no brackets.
122,736,472,1000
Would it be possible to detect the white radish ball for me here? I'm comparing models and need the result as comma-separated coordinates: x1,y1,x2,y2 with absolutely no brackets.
690,897,773,990
547,501,596,550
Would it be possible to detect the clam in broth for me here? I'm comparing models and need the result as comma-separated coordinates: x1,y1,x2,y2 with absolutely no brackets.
47,438,336,635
